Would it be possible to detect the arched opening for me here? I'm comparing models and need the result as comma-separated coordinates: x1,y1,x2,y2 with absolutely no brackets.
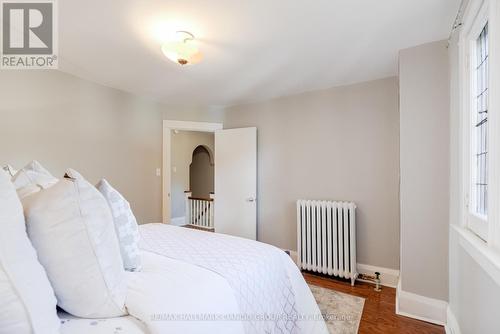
189,145,214,198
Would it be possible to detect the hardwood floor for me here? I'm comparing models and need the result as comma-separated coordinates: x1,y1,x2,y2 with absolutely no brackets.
303,272,445,334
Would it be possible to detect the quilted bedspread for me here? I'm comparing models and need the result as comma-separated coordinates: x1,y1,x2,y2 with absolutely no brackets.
138,223,301,334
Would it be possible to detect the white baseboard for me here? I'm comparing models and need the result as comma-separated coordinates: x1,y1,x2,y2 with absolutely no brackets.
284,251,399,288
396,280,448,326
445,305,461,334
170,216,185,226
357,263,400,288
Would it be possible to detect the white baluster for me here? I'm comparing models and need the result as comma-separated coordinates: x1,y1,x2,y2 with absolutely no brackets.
202,200,205,226
197,200,200,226
208,201,211,227
199,201,202,227
210,201,214,228
194,200,197,226
206,201,210,227
204,201,208,227
191,200,194,225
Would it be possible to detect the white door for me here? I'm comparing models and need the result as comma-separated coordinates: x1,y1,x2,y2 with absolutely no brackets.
215,127,257,240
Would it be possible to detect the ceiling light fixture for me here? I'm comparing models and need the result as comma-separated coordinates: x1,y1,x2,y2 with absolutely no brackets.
161,31,203,66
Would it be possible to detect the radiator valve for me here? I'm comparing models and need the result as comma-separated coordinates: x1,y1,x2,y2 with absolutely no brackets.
374,272,382,292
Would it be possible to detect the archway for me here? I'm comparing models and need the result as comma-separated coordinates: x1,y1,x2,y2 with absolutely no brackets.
189,145,214,198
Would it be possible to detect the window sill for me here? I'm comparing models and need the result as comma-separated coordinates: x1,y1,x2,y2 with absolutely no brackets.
452,225,500,287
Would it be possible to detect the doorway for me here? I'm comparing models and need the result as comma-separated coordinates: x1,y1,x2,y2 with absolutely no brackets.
170,131,215,226
163,120,257,240
162,120,222,225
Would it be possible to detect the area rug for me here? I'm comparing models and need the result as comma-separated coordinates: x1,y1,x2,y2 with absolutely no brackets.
308,284,365,334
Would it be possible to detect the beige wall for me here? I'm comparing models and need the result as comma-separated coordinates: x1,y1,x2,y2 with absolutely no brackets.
1,70,165,224
162,106,224,124
399,40,449,301
170,131,214,218
1,65,402,274
223,77,400,269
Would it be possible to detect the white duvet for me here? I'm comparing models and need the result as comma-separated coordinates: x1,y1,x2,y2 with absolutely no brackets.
125,224,328,334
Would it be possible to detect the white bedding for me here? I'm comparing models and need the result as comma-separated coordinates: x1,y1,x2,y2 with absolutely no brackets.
126,251,245,334
60,224,328,334
59,312,147,334
128,224,328,334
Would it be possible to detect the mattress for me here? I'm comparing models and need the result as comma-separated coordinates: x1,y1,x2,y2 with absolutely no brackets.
59,311,148,334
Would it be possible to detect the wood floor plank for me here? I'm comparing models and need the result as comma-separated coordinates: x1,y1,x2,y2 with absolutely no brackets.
303,272,445,334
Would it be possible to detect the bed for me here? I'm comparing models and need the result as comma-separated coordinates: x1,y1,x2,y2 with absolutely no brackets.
3,163,328,334
62,223,328,334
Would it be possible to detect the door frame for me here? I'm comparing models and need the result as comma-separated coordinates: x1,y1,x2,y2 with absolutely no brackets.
162,120,223,224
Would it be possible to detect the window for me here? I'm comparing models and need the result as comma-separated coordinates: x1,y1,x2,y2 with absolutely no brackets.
461,0,493,242
472,23,489,219
458,0,500,284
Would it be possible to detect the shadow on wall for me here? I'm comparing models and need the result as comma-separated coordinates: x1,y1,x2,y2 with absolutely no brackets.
189,145,214,198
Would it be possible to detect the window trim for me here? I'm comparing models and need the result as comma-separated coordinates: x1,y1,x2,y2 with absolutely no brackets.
462,1,490,241
452,224,500,287
460,0,500,248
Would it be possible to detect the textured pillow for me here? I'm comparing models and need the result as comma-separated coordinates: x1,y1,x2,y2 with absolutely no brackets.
2,164,17,178
97,179,142,272
22,169,127,318
0,172,60,333
12,161,58,199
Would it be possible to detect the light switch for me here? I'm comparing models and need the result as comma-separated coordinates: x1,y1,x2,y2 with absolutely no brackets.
173,166,177,173
156,168,161,177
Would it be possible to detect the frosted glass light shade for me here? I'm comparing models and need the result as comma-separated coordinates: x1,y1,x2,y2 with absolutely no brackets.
161,36,203,65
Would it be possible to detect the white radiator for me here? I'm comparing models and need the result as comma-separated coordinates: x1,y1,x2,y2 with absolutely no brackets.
297,200,358,286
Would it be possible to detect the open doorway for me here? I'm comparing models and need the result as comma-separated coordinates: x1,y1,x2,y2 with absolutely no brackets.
163,120,257,240
170,131,214,226
162,120,222,226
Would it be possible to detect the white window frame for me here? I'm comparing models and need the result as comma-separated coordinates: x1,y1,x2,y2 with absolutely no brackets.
460,0,500,247
466,4,489,240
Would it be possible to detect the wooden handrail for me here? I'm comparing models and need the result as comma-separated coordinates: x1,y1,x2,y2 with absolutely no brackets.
188,196,214,202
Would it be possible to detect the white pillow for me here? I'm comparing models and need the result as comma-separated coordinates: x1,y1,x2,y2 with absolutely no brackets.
2,164,17,178
0,172,60,333
97,179,142,272
1,168,10,179
22,169,127,318
12,161,58,199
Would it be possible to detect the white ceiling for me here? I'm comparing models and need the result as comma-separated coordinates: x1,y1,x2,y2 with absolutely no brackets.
59,0,460,107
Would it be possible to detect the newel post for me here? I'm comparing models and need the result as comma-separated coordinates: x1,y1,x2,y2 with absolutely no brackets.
185,191,192,225
209,192,215,228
